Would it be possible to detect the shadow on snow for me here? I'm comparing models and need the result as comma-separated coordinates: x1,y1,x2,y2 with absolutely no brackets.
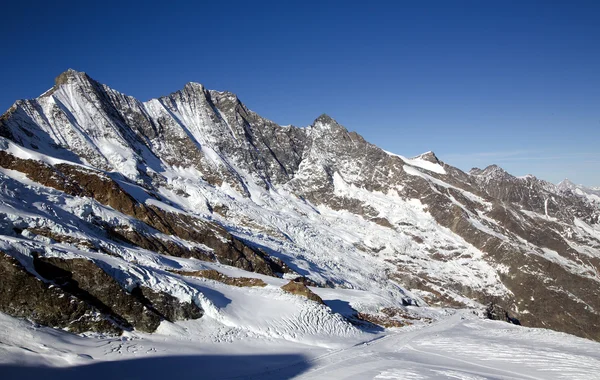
0,353,311,380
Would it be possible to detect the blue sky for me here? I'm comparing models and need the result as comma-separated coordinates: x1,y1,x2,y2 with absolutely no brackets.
1,1,599,186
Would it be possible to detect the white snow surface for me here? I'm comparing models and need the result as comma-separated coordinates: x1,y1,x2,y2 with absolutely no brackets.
2,310,600,379
386,151,447,175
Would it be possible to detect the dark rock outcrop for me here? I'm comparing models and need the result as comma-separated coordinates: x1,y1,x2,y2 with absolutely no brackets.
486,303,521,325
32,255,202,333
0,253,120,334
130,286,203,322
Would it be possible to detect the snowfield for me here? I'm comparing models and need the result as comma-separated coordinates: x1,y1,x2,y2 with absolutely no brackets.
2,309,600,379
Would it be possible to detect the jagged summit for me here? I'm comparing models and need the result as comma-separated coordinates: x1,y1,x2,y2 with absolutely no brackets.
314,113,336,125
49,69,105,97
482,164,503,173
412,151,440,164
54,68,90,86
558,178,575,187
3,69,95,112
311,114,348,135
557,178,600,206
183,81,205,89
469,164,509,178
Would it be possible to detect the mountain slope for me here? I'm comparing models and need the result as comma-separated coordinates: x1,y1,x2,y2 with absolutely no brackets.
0,70,599,346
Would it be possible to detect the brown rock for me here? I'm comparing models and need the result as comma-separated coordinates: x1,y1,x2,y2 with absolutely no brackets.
281,280,324,304
171,269,267,287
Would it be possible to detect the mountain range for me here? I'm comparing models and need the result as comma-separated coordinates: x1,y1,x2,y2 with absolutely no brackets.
1,70,600,376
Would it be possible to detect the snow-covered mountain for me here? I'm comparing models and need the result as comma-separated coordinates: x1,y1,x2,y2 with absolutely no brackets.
558,178,600,208
1,70,600,377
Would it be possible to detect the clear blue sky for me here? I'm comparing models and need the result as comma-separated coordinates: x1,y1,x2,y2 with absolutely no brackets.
1,1,599,186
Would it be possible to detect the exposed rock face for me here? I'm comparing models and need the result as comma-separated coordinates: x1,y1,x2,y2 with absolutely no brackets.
131,286,203,322
486,303,520,325
0,253,119,334
354,307,427,329
31,255,202,333
171,269,267,287
1,70,599,341
32,256,162,332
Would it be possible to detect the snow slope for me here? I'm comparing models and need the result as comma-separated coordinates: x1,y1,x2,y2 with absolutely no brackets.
2,309,600,379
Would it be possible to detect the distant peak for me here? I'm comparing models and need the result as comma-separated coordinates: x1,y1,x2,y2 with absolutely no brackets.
172,82,210,101
54,69,90,86
470,164,512,179
483,164,504,172
558,178,574,186
414,151,439,163
557,178,577,192
311,114,347,135
482,164,506,175
184,82,205,90
314,114,336,125
208,89,240,104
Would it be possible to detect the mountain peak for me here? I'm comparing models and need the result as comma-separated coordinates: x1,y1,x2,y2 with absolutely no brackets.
414,151,440,163
469,164,511,179
483,164,504,173
314,113,336,125
310,114,350,138
54,69,91,86
558,178,575,187
312,114,346,132
184,82,205,91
